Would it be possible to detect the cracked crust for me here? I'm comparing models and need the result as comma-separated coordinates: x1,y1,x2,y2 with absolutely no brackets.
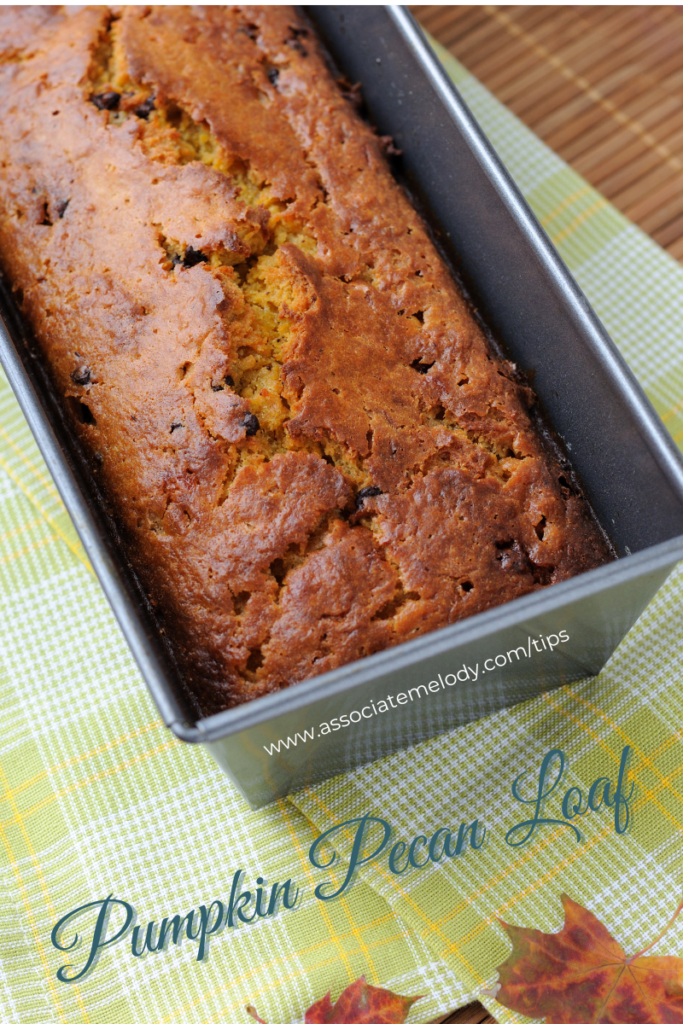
0,6,613,713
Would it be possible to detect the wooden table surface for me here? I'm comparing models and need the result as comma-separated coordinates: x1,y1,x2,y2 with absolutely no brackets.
411,6,683,1022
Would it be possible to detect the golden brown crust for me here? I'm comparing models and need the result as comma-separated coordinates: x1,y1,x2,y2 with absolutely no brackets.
0,6,612,713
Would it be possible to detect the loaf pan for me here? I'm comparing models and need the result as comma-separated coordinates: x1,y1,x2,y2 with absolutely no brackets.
1,5,683,808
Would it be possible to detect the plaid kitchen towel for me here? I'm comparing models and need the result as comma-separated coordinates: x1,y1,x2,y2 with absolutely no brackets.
0,367,466,1024
1,33,683,1024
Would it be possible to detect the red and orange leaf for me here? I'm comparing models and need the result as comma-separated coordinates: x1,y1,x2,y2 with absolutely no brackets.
495,893,683,1023
306,977,419,1023
247,977,420,1024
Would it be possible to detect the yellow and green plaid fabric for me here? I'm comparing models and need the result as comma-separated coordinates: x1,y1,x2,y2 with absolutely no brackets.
1,40,683,1024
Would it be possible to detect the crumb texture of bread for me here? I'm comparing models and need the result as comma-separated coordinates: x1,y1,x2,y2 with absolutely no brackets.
0,6,613,713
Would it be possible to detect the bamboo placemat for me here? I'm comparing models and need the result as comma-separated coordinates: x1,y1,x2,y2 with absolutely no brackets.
436,1005,491,1024
415,5,683,1022
413,4,683,263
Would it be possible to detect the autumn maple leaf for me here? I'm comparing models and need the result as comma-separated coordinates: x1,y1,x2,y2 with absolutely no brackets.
494,893,683,1023
247,976,420,1024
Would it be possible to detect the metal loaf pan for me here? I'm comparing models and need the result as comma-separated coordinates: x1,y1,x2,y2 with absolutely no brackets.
2,6,683,807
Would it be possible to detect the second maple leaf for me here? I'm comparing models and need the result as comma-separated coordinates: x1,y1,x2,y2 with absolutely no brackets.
495,893,683,1023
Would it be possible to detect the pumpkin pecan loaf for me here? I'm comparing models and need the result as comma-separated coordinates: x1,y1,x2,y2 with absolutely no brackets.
0,6,612,713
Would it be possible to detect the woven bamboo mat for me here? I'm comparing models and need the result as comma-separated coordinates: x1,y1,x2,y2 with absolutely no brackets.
415,5,683,1023
413,4,683,263
434,1006,491,1024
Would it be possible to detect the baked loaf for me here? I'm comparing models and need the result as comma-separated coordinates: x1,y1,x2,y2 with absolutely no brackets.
0,6,612,713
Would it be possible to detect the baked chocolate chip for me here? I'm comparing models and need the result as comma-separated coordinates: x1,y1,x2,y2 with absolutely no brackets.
181,246,208,268
212,374,235,391
267,67,279,85
558,474,573,497
356,485,382,509
286,27,309,55
134,96,155,119
410,358,434,374
287,38,308,55
243,412,259,436
91,91,121,111
70,365,91,386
